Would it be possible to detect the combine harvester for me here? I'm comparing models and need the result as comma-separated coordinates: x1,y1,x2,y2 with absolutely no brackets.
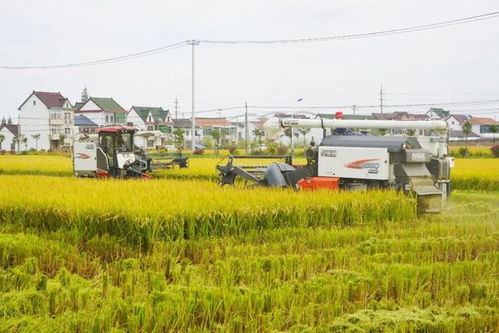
72,126,187,179
217,116,453,213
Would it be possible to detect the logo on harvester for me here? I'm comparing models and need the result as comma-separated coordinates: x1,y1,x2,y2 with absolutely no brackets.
345,159,380,174
320,149,336,157
76,153,91,159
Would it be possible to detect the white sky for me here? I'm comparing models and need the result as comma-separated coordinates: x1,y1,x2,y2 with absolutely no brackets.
1,0,498,120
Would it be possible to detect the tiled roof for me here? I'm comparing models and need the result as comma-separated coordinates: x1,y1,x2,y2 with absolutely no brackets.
427,108,450,118
449,130,480,138
195,118,234,127
451,114,469,123
173,118,200,128
467,117,499,125
131,106,170,123
0,124,19,136
87,97,126,113
33,91,67,108
74,114,98,127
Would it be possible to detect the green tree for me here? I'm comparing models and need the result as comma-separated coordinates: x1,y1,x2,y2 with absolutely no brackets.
0,134,4,150
252,128,265,151
406,129,416,136
298,128,310,147
211,128,221,155
378,129,388,136
173,128,185,154
489,124,497,144
31,134,41,150
21,136,28,151
462,121,472,154
13,135,21,152
59,134,66,150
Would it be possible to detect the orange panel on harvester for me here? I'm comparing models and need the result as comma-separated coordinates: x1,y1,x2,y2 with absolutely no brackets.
297,177,340,190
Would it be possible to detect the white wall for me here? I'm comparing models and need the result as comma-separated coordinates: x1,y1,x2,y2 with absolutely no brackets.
0,127,17,151
127,109,146,130
79,100,100,111
447,116,463,131
19,94,50,150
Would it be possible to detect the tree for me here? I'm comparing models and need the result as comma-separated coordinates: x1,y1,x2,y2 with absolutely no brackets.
173,128,185,154
59,134,66,149
462,121,472,153
0,134,4,150
298,128,311,147
489,124,497,144
21,136,28,151
7,116,12,125
1,117,5,126
13,135,22,152
378,129,387,136
211,128,221,155
31,134,41,150
252,128,265,150
406,129,416,136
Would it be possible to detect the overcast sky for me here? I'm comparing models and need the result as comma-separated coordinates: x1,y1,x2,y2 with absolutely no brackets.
1,0,498,121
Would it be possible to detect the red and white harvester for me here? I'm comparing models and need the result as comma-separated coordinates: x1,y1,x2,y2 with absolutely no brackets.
72,126,152,179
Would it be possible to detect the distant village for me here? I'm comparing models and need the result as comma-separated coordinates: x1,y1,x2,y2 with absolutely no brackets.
0,88,497,152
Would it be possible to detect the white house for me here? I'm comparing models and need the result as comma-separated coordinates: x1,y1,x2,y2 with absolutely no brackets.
172,118,201,146
0,124,21,151
467,117,499,139
74,97,127,127
18,91,73,150
128,106,173,148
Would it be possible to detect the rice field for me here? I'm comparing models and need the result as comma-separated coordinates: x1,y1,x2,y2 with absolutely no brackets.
0,155,498,332
0,155,498,190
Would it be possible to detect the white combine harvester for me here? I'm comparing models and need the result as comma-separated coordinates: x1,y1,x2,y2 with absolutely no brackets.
217,116,453,213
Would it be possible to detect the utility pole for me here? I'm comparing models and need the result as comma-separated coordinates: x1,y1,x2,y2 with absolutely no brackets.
379,83,384,115
187,40,200,152
245,102,249,154
174,95,179,119
352,104,356,116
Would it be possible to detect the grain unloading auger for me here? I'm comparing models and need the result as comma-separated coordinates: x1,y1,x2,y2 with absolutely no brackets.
217,117,453,214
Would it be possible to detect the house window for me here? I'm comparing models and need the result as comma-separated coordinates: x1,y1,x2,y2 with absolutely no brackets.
147,126,154,131
203,128,212,136
105,115,109,123
65,128,71,135
64,113,71,124
33,100,36,106
480,125,489,133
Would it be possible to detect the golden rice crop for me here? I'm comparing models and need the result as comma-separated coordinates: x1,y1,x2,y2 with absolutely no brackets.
0,191,497,332
0,175,415,248
451,158,499,191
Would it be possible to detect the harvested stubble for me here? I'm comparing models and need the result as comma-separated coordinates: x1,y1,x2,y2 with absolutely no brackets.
0,191,497,332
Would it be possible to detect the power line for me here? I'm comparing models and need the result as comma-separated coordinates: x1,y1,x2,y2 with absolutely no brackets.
200,11,499,44
1,11,498,70
0,41,187,70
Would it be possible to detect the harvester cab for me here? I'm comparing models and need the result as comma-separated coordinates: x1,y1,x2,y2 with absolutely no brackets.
73,126,151,179
217,117,453,214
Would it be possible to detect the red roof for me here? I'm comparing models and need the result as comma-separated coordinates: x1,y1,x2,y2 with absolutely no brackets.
195,118,234,127
467,117,499,125
1,124,19,136
33,91,67,108
96,125,136,133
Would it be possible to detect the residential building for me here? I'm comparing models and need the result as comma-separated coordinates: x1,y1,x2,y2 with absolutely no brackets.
173,118,201,145
127,106,174,149
196,117,239,144
74,114,98,134
467,117,499,139
74,97,127,127
446,114,469,131
0,124,20,151
426,107,450,119
18,91,73,150
127,106,173,133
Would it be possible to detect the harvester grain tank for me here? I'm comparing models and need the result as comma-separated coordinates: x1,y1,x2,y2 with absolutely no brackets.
217,117,452,213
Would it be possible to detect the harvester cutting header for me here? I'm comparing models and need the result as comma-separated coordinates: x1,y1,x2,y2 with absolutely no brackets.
218,116,452,213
